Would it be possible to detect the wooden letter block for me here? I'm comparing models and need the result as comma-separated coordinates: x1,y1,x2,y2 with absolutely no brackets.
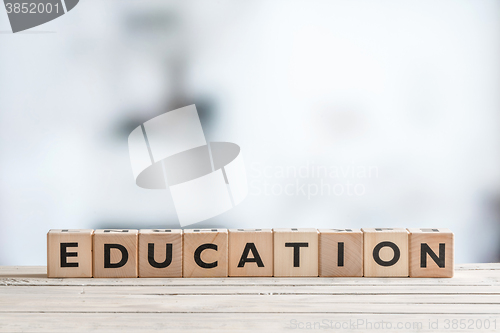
318,229,363,277
47,229,93,278
273,228,318,277
139,229,183,278
362,228,409,277
228,229,273,277
183,229,228,277
408,228,454,278
93,229,138,278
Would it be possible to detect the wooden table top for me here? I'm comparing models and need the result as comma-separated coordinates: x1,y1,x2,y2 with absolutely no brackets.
0,264,499,332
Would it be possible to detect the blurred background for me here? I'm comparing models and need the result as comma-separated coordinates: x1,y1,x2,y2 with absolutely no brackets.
0,0,499,265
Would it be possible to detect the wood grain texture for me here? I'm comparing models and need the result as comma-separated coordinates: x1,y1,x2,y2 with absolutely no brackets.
183,229,228,277
273,228,318,277
0,265,499,332
408,228,454,278
362,228,409,277
138,229,183,278
93,229,138,278
1,314,499,333
47,229,93,278
228,229,273,277
318,229,363,277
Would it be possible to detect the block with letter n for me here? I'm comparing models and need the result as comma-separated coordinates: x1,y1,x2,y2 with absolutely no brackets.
408,228,454,278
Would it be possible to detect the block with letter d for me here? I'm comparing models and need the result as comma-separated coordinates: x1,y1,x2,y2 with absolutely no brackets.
408,228,454,278
47,229,93,278
93,229,138,278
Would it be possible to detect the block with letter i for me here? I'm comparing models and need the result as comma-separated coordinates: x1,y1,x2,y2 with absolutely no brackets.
139,229,183,278
273,228,318,277
93,229,138,278
362,228,409,277
183,229,228,278
228,229,273,277
318,229,363,277
408,228,454,278
47,229,93,278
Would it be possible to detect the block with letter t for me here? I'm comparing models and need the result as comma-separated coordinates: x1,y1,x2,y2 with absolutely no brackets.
408,228,454,278
47,229,93,278
93,229,138,278
273,228,318,277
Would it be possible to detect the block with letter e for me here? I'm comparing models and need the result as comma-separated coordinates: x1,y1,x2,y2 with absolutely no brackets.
183,229,228,277
93,229,138,278
408,228,454,278
139,229,183,278
47,229,93,278
319,229,363,277
273,228,318,277
362,228,409,277
228,229,273,277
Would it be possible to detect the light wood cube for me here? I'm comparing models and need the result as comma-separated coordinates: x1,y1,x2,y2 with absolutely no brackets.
408,228,454,278
139,229,183,278
93,229,138,278
273,228,318,277
318,229,363,277
228,229,273,277
362,228,409,277
183,229,228,277
47,229,93,278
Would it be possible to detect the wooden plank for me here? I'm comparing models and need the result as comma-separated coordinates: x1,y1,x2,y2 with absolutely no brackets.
1,265,500,287
1,313,499,333
0,265,499,332
1,284,500,295
1,286,500,302
0,294,499,314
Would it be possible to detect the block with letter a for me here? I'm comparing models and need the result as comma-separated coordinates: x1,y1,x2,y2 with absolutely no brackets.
228,229,273,277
